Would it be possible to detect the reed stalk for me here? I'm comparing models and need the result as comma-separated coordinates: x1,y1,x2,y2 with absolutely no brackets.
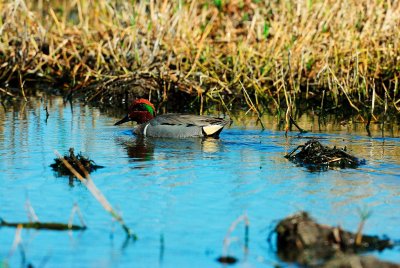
54,150,136,239
355,207,372,246
222,213,249,257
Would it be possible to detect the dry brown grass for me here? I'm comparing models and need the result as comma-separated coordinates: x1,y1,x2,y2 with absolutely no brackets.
0,0,399,120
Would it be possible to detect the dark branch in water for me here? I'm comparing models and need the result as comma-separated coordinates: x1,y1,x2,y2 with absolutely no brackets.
289,114,307,133
0,218,86,231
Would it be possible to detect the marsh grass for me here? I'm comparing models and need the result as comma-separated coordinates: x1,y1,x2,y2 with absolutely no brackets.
0,0,399,122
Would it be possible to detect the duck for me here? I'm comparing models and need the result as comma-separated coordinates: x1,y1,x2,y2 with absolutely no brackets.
114,99,230,138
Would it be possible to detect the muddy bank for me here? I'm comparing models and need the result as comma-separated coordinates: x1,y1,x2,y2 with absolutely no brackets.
3,73,400,130
3,70,399,124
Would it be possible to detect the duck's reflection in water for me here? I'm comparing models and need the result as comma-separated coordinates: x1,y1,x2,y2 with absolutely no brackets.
123,137,155,162
200,138,221,153
117,136,223,163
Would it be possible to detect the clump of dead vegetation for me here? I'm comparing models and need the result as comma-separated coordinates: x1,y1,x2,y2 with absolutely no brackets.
285,139,365,171
0,0,399,124
53,148,136,239
50,148,103,177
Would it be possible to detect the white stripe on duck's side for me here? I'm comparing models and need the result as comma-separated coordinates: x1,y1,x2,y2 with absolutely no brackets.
143,123,150,136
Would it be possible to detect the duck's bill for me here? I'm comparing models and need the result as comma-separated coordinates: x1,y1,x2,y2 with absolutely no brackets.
114,115,130,126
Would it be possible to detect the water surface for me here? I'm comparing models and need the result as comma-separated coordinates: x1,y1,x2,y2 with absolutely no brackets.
1,97,399,267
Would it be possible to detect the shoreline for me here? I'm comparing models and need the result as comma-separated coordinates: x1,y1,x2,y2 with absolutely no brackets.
1,1,399,123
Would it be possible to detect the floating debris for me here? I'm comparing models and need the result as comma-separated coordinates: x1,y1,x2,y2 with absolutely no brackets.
0,218,86,231
274,212,394,266
285,139,365,171
50,148,103,177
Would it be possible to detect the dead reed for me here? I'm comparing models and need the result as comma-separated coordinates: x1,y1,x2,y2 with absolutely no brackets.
54,150,136,239
217,213,249,264
0,0,399,122
2,223,23,268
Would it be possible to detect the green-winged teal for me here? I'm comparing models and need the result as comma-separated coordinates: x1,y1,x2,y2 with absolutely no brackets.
114,99,229,138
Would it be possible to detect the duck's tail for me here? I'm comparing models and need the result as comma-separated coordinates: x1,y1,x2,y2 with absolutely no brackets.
202,125,225,138
202,116,231,138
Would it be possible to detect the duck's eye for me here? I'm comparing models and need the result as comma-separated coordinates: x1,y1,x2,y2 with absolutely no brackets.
139,104,148,111
133,104,147,112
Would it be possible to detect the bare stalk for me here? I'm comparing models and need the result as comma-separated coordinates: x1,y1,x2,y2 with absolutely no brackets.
54,150,136,239
222,213,250,257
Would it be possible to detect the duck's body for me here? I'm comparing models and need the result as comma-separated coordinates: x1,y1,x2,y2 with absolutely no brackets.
115,99,229,138
134,114,228,138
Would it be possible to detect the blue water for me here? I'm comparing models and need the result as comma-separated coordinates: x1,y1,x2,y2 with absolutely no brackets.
1,97,399,267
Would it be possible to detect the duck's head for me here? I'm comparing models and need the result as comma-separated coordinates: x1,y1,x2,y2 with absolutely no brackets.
114,99,156,125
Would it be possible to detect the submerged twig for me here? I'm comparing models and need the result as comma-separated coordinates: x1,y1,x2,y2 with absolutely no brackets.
289,114,307,133
1,202,85,231
0,218,85,231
